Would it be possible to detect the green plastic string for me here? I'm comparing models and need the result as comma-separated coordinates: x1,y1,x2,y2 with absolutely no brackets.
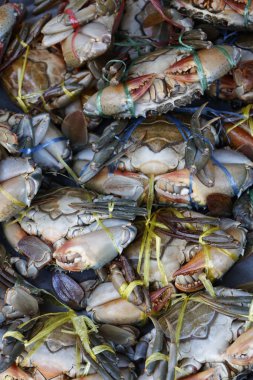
102,59,127,83
215,45,236,69
192,51,208,92
123,83,135,116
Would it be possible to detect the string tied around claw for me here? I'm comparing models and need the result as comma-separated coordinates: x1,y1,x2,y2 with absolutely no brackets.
64,8,80,61
3,292,114,374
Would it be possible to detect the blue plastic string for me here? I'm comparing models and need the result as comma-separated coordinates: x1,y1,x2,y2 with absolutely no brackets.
211,156,239,196
20,136,67,155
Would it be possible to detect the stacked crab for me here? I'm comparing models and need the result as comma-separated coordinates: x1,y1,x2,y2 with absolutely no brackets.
0,0,253,379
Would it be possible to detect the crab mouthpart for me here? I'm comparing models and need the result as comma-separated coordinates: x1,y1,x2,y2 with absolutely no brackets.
155,169,191,204
166,56,199,83
225,326,253,366
150,285,174,312
127,74,155,101
173,250,207,292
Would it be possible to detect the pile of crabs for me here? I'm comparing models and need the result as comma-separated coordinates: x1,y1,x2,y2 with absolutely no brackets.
1,0,253,379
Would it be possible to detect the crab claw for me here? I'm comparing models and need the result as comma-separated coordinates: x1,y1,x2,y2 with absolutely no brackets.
173,244,242,292
166,45,240,88
225,327,253,366
155,150,253,206
83,74,155,117
0,364,33,380
85,168,149,201
53,224,137,271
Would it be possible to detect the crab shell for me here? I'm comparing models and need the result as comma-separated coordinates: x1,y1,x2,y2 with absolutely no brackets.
2,46,66,108
170,0,253,30
0,157,41,222
83,45,241,118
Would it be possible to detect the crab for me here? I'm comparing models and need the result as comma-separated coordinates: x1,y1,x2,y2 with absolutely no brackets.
3,187,140,277
170,0,253,30
0,110,72,171
83,45,240,118
40,0,124,68
125,208,246,291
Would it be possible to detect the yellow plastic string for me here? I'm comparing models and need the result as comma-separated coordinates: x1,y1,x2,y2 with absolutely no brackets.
227,104,253,136
15,39,30,114
137,174,154,273
175,296,189,346
167,208,196,231
108,201,115,218
92,344,115,355
217,247,238,262
118,280,144,300
152,231,168,286
76,340,82,375
244,299,253,331
198,273,216,298
198,226,220,245
3,310,100,364
94,215,121,254
137,175,157,286
0,185,26,208
145,352,169,368
61,82,76,98
56,154,80,183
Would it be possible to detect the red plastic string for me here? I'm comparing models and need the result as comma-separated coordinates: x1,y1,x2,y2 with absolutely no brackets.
64,8,80,30
64,8,80,60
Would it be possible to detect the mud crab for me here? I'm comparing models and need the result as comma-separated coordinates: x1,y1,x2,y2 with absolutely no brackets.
155,287,253,379
40,0,124,68
170,0,253,30
0,152,41,222
1,44,66,112
155,149,253,207
83,45,240,118
0,110,72,171
125,208,246,291
3,187,142,276
73,108,219,184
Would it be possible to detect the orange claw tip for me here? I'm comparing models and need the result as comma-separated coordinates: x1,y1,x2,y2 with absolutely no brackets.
166,55,199,83
173,250,205,277
150,285,174,312
225,326,253,366
179,368,215,380
126,73,156,101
